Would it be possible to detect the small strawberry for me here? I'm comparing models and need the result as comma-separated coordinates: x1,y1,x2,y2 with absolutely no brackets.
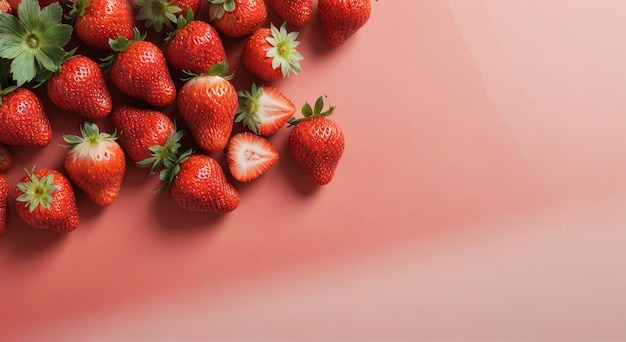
235,83,295,136
103,28,177,107
46,53,113,119
15,167,79,232
177,62,238,154
0,174,8,233
134,0,200,32
0,87,52,147
164,9,227,74
287,96,344,185
268,0,312,26
160,150,240,213
111,104,180,173
208,0,266,38
318,0,371,47
226,132,278,182
62,122,126,206
0,0,13,14
242,22,303,82
0,143,12,173
69,0,135,51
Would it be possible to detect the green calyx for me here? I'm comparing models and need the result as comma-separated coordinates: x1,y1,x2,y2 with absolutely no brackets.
137,128,184,175
67,0,89,21
181,61,233,81
100,27,146,70
266,22,303,78
165,8,194,43
61,121,118,149
157,148,192,192
235,82,263,134
16,166,58,213
208,0,234,20
134,0,182,33
0,0,73,86
287,95,335,126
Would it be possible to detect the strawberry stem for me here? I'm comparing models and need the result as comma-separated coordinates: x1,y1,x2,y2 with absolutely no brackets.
287,95,335,126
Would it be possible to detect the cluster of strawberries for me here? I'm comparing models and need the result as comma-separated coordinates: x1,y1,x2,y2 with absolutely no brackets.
0,0,372,233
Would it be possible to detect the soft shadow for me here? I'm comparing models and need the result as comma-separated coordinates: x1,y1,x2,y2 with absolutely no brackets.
0,218,67,258
150,190,228,232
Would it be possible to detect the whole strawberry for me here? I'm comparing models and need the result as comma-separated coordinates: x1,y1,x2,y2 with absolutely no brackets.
165,10,227,74
318,0,371,47
0,87,52,147
236,83,295,136
177,62,238,154
104,28,177,107
160,150,239,213
47,54,113,119
111,104,180,173
243,22,303,82
69,0,135,50
134,0,200,32
268,0,312,26
208,0,266,38
0,174,7,233
288,96,344,185
0,143,12,173
62,122,126,206
15,167,79,232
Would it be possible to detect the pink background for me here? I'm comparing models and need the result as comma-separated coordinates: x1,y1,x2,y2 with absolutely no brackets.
2,0,626,340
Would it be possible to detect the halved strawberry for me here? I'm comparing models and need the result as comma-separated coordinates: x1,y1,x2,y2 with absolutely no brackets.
226,132,278,182
236,83,295,136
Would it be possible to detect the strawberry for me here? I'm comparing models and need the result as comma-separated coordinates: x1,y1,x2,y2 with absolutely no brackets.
46,53,113,119
235,83,295,136
0,174,7,233
15,167,79,232
111,104,180,173
318,0,371,47
62,122,126,206
0,143,12,173
134,0,200,32
287,96,344,185
69,0,135,51
164,10,227,74
0,87,52,147
160,150,239,213
0,0,12,14
226,132,278,182
268,0,312,26
242,22,303,82
103,28,177,107
177,62,238,154
208,0,267,38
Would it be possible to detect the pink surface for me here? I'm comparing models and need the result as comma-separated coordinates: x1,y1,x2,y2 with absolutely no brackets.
2,0,626,340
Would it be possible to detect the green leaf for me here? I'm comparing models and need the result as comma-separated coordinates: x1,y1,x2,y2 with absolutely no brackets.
0,33,25,60
314,96,324,115
17,0,41,32
302,102,312,118
0,13,24,36
10,49,37,86
41,22,72,49
39,1,64,28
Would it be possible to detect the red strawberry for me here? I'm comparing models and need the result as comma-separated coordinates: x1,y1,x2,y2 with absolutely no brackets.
0,143,12,173
164,10,227,74
0,174,7,233
111,104,179,173
208,0,266,38
134,0,200,32
104,28,177,107
318,0,371,47
287,96,344,185
226,132,278,182
242,22,303,82
0,87,52,147
0,0,13,14
268,0,312,26
160,150,239,213
236,83,295,136
69,0,135,51
177,62,238,154
47,54,113,119
62,122,126,206
15,167,79,232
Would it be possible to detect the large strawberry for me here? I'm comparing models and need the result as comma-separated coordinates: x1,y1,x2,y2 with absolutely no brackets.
0,87,52,147
134,0,200,32
69,0,135,50
226,132,278,182
177,62,238,154
0,174,7,233
208,0,266,38
242,22,303,82
287,96,344,185
164,9,227,74
0,143,12,173
62,122,126,206
103,28,177,107
46,53,113,119
160,150,239,213
15,167,79,232
111,104,180,173
236,83,295,136
318,0,371,47
268,0,312,26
